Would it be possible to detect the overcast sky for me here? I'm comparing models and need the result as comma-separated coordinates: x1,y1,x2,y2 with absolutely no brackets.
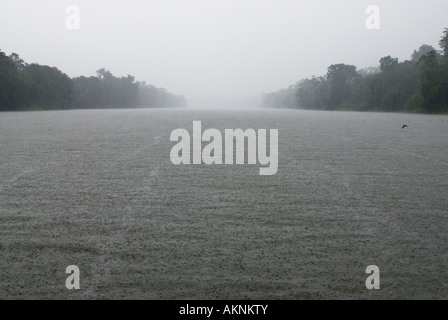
1,0,447,108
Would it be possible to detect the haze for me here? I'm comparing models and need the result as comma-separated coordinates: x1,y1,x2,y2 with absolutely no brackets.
1,0,447,108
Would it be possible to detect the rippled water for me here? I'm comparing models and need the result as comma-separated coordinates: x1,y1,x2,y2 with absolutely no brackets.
0,108,447,299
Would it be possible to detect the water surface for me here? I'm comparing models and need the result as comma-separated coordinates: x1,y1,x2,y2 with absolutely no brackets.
0,108,447,299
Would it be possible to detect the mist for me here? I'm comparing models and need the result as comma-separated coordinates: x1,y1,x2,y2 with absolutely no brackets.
2,0,448,302
1,0,448,108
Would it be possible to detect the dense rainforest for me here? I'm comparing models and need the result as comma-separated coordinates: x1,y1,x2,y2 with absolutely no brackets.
0,52,187,111
263,28,448,114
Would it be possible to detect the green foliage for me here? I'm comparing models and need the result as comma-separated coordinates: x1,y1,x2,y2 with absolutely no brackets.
0,50,21,110
138,83,187,108
295,77,328,110
72,70,138,109
262,83,299,109
419,50,441,113
439,59,448,108
0,50,187,111
380,56,399,72
9,53,26,71
404,92,425,113
22,64,73,110
326,64,359,109
71,70,187,109
439,28,448,56
263,28,448,114
411,45,437,62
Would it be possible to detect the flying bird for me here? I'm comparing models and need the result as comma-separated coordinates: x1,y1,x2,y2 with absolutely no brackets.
402,125,408,129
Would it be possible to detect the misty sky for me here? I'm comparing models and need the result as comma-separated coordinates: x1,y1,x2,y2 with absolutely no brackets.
1,0,447,108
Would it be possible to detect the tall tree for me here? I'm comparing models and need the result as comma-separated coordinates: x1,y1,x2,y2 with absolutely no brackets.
22,64,73,109
439,28,448,56
419,50,441,113
326,64,359,109
438,29,448,109
0,50,21,110
411,45,437,62
9,53,26,71
379,56,399,72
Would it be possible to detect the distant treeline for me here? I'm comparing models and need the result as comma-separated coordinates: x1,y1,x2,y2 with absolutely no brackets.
0,51,187,111
263,28,448,114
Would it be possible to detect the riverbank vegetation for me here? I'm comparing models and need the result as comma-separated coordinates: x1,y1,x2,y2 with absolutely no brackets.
263,28,448,114
0,52,187,111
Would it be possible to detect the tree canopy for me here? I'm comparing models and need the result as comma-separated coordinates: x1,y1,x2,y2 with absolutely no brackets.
0,51,187,111
263,28,448,114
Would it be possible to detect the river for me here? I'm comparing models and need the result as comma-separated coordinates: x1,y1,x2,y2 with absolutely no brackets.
0,108,447,299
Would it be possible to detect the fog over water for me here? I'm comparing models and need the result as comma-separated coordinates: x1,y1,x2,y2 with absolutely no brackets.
1,0,448,107
1,0,448,301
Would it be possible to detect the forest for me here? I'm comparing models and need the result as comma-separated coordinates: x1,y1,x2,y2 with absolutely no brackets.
263,28,448,114
0,52,187,111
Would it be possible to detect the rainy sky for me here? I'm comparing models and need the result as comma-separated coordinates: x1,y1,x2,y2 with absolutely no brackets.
1,0,447,108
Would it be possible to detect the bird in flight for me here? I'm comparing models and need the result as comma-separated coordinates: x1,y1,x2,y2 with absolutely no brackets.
402,125,408,129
